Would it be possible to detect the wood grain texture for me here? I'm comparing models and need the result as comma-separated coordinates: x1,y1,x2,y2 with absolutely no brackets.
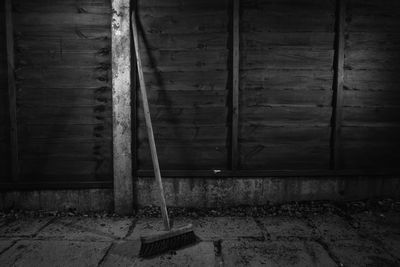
11,0,113,186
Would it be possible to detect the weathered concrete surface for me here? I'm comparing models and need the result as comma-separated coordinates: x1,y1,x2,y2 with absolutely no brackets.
0,217,53,237
258,216,316,240
0,212,399,266
222,240,337,266
128,217,262,241
37,217,132,241
0,240,110,267
136,176,400,207
1,177,399,211
0,189,113,212
101,241,215,267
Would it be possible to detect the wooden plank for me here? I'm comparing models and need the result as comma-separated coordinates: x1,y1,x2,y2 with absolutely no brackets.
14,13,110,27
111,0,133,215
345,49,400,70
16,68,109,88
232,0,239,170
14,25,110,39
17,38,110,53
331,0,346,169
241,106,332,126
5,0,19,180
243,32,334,48
241,69,333,90
242,49,334,70
17,52,109,68
342,107,400,127
343,90,400,107
240,143,330,170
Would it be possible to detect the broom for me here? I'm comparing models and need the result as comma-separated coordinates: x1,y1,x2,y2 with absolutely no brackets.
131,9,197,258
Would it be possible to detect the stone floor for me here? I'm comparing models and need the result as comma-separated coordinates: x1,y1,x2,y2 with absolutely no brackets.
0,211,399,266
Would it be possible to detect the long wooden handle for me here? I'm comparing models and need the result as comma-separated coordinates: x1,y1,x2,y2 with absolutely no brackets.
131,11,171,231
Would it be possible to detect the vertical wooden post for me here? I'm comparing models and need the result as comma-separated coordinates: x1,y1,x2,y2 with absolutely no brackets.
5,0,19,180
111,0,133,214
231,0,240,170
331,0,346,169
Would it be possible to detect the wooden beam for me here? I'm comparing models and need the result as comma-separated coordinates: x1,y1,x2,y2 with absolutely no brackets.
5,0,19,180
111,0,133,215
331,0,346,169
231,0,240,170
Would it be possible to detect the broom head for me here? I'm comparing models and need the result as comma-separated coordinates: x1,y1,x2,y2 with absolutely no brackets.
139,224,197,258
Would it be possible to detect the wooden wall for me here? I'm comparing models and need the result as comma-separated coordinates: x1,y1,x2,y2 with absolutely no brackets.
2,0,113,187
136,0,230,170
0,0,400,189
0,2,10,180
239,0,335,170
341,0,400,169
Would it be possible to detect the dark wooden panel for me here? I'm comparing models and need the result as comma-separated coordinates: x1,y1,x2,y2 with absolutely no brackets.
143,90,228,107
17,88,111,107
342,107,400,126
19,160,111,181
344,70,400,90
346,33,400,50
240,143,330,170
243,32,334,48
137,106,228,126
14,0,111,14
241,106,332,126
241,89,332,106
343,90,400,107
17,52,109,68
138,0,228,8
138,145,228,170
138,13,228,34
17,38,110,53
346,49,400,70
242,49,334,70
144,70,228,91
241,70,333,90
16,68,109,88
18,106,111,125
14,25,110,39
15,13,110,27
141,50,228,72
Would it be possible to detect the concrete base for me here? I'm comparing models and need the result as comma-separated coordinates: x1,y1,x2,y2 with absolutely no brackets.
0,176,399,212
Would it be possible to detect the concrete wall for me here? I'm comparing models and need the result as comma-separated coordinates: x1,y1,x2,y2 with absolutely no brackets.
1,177,399,212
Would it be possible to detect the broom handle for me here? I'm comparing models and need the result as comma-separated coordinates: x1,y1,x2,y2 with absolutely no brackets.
131,11,171,231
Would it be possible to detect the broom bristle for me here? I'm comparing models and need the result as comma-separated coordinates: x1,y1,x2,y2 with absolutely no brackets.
140,230,197,258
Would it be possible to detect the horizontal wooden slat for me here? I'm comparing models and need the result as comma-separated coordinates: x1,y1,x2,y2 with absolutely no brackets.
346,33,400,49
19,160,111,180
243,32,334,48
139,13,228,34
240,143,330,170
141,50,228,72
18,106,111,125
140,33,227,51
14,0,110,14
241,89,332,106
343,107,400,126
17,52,109,68
241,70,333,90
344,70,400,91
241,106,332,126
14,25,110,39
341,126,400,143
17,88,111,107
16,68,109,88
348,16,400,33
137,107,228,126
343,90,400,107
137,0,228,8
345,49,400,70
138,145,228,170
239,126,331,143
18,124,111,141
242,49,334,70
15,13,110,26
19,141,111,160
17,38,110,52
144,70,228,91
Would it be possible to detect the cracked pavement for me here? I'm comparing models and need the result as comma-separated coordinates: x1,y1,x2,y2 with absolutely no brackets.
0,211,399,266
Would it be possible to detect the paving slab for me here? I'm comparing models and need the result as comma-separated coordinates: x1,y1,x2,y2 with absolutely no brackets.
0,217,53,237
101,240,215,267
311,214,359,242
328,239,398,267
222,240,337,267
0,240,111,267
0,239,16,254
257,216,316,240
128,217,262,241
37,217,132,241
